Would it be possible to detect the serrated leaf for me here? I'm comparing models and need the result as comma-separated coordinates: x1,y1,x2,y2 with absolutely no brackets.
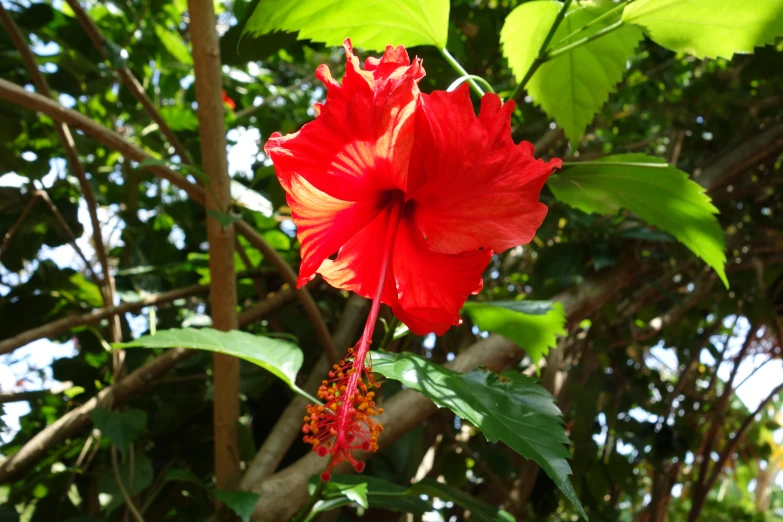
154,25,193,65
372,352,585,518
91,408,147,456
502,1,643,145
623,0,783,59
548,154,727,287
114,329,316,402
243,0,450,51
213,490,260,522
462,301,566,363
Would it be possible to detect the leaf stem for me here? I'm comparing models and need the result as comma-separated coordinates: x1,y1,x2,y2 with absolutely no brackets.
545,19,624,61
509,0,573,101
550,0,635,48
379,317,401,352
439,47,485,97
111,445,146,522
447,75,495,94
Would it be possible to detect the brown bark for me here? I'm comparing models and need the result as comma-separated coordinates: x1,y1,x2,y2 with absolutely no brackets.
187,0,241,492
0,3,121,343
0,286,294,484
63,0,192,164
0,77,337,367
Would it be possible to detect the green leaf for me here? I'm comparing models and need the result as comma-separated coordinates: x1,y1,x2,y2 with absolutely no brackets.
372,352,585,518
548,154,728,287
160,106,199,131
213,490,260,522
623,0,783,59
154,24,193,65
502,1,643,145
312,475,514,521
462,301,566,363
207,208,242,229
164,469,206,487
500,0,560,83
114,329,316,402
243,0,450,51
91,408,147,456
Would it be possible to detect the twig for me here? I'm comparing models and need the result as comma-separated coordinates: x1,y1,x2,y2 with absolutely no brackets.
0,4,121,343
509,0,573,101
0,269,278,356
0,77,337,365
37,190,101,284
0,286,295,483
0,190,39,257
63,0,192,164
0,381,74,404
111,446,145,522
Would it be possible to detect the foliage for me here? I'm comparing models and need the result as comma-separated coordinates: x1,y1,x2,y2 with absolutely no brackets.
0,0,782,521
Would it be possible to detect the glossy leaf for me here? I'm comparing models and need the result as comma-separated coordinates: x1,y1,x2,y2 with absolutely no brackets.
502,1,643,145
372,352,585,518
243,0,450,51
548,154,728,286
462,301,566,363
114,329,316,402
623,0,783,59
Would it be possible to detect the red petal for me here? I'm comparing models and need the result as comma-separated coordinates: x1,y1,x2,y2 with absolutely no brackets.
264,40,423,202
282,173,387,287
392,210,492,335
407,85,560,255
318,203,399,306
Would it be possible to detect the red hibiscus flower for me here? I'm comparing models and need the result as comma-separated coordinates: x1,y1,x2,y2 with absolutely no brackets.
265,40,560,479
222,90,236,110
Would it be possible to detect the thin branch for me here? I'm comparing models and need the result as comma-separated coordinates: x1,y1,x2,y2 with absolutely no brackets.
0,4,124,344
0,78,337,364
0,269,275,356
0,190,40,257
63,0,192,164
0,285,295,484
691,380,783,522
37,190,101,284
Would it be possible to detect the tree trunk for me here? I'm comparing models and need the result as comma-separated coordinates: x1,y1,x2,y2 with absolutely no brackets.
187,0,241,497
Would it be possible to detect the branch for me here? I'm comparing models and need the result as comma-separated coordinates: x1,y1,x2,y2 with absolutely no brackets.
240,295,368,487
694,380,783,520
0,78,336,364
0,190,39,257
0,4,122,343
0,269,277,356
0,285,295,484
63,0,193,164
187,0,241,491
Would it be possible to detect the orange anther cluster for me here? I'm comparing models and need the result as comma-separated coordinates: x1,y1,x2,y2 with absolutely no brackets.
302,342,384,480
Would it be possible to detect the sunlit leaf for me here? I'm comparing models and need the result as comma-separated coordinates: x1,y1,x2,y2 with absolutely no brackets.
548,154,727,286
114,329,315,402
243,0,450,51
373,352,585,518
462,301,566,363
623,0,783,59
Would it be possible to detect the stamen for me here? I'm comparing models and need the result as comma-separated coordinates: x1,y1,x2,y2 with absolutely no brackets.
302,199,404,479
